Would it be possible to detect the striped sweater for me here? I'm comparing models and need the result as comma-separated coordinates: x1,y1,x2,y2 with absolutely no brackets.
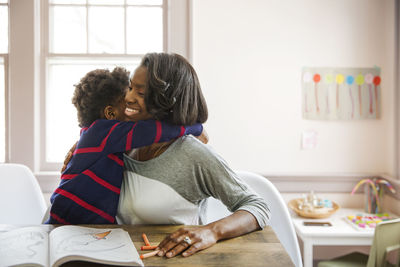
46,119,202,224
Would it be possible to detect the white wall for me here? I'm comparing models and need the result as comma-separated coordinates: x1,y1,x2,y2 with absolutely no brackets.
192,0,396,175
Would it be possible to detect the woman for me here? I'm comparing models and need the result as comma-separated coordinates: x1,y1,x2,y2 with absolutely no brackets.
118,53,270,258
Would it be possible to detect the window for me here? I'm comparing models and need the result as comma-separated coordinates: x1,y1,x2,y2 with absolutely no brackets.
42,0,165,168
0,0,8,162
6,1,189,186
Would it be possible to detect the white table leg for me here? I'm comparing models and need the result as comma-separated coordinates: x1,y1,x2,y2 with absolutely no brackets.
303,238,313,267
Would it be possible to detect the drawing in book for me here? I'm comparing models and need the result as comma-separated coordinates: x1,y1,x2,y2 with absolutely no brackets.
55,229,126,253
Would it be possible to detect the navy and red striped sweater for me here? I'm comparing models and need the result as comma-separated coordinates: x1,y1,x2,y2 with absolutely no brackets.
46,119,202,224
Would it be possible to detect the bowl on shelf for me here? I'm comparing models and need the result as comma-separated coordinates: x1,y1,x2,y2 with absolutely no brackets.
288,198,340,219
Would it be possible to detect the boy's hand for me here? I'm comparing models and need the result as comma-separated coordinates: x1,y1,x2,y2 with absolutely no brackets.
61,142,77,173
196,129,209,144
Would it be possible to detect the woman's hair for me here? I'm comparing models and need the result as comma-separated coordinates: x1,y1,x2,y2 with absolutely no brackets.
139,53,208,125
72,67,129,127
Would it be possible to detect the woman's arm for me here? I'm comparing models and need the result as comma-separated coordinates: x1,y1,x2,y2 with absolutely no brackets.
156,210,260,258
155,140,269,258
137,136,269,258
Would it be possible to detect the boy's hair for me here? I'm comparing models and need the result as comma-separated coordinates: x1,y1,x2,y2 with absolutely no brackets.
140,53,208,125
72,67,129,127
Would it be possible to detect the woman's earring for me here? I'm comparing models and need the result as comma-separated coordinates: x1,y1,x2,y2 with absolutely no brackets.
169,97,176,113
164,83,170,91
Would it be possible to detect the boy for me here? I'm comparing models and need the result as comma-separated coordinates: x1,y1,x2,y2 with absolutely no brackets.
46,67,202,224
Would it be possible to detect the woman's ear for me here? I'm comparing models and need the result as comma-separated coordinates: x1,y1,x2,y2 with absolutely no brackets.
104,106,116,120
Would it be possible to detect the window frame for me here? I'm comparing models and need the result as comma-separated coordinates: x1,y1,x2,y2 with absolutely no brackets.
396,0,400,180
39,0,180,171
6,0,191,192
0,54,8,163
0,0,8,163
45,0,168,55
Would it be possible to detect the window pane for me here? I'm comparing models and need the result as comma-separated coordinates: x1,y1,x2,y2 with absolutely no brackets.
47,64,81,162
50,6,86,53
0,6,8,53
0,1,8,3
88,0,124,5
46,60,139,162
88,7,124,54
50,0,86,4
127,0,162,5
0,59,4,162
127,7,163,54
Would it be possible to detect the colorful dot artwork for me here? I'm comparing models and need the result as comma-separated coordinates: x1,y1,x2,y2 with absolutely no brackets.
364,73,374,114
313,74,321,113
346,75,355,118
302,67,381,120
324,74,333,113
345,213,393,231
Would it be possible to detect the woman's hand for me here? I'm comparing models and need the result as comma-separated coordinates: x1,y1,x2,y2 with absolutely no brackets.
157,210,260,258
61,142,77,173
156,225,218,258
196,128,209,144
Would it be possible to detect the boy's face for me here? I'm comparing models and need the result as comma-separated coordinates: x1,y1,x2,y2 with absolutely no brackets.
114,94,130,121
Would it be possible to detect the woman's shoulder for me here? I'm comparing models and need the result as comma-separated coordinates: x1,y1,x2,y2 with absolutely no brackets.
177,135,214,153
174,135,225,165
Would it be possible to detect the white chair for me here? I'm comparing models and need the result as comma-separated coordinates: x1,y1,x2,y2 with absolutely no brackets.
206,170,303,267
0,163,47,224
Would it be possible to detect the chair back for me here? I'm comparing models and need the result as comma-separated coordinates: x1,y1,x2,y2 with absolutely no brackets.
0,163,47,224
367,218,400,267
205,170,302,267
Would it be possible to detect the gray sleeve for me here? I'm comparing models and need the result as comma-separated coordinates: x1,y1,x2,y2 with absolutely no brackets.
193,146,271,229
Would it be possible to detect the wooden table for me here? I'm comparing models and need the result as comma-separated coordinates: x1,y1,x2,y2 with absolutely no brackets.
61,224,294,267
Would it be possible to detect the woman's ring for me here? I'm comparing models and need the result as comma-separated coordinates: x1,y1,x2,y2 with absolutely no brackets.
183,236,192,245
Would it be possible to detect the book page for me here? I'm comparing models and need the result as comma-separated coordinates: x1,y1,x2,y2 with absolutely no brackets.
0,226,49,267
49,226,143,267
0,224,20,234
0,224,53,234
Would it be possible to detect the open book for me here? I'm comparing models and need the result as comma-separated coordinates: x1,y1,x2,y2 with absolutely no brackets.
0,225,144,267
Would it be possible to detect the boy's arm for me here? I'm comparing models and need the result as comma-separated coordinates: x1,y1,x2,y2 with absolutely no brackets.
60,120,203,172
106,120,203,153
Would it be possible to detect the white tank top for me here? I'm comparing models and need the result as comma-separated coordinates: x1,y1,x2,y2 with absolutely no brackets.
116,171,200,225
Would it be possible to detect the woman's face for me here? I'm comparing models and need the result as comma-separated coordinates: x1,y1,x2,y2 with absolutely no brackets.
124,66,153,121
